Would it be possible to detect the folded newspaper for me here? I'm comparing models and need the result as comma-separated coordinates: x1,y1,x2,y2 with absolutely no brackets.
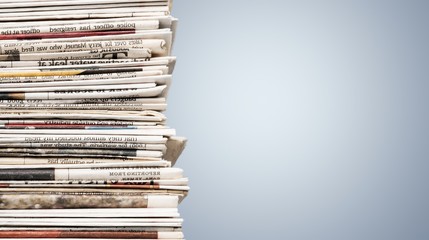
0,0,188,239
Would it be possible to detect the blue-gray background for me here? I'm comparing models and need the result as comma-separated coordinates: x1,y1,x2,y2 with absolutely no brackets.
167,1,429,239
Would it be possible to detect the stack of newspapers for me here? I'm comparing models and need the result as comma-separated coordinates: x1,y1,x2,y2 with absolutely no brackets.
0,0,188,239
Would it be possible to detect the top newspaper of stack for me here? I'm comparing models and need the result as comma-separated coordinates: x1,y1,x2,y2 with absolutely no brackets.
0,0,186,165
0,0,174,22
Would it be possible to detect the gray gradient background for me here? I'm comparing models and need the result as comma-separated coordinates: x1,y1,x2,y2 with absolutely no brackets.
167,1,429,239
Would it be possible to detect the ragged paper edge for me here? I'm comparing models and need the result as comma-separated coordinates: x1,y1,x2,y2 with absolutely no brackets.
169,0,174,12
170,18,178,53
165,136,187,166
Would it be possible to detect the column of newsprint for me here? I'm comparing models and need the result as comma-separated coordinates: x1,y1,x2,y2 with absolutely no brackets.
0,1,188,239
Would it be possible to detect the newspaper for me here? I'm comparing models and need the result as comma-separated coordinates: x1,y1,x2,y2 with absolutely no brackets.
0,102,167,111
0,19,159,35
0,178,189,186
0,111,167,121
0,184,190,191
0,30,138,41
0,12,168,22
0,6,169,15
0,167,183,181
0,30,176,57
0,1,187,239
1,74,171,91
0,143,167,151
0,231,183,239
0,48,153,61
0,157,167,165
0,56,175,69
9,64,169,72
2,67,163,74
0,232,183,239
0,134,167,143
0,86,166,100
0,69,171,84
0,188,188,196
0,208,179,218
0,226,182,232
0,194,178,209
0,218,183,227
1,82,156,92
0,39,167,56
0,5,169,16
0,98,166,105
0,0,169,9
0,149,164,159
0,126,176,132
0,183,189,191
0,160,171,168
